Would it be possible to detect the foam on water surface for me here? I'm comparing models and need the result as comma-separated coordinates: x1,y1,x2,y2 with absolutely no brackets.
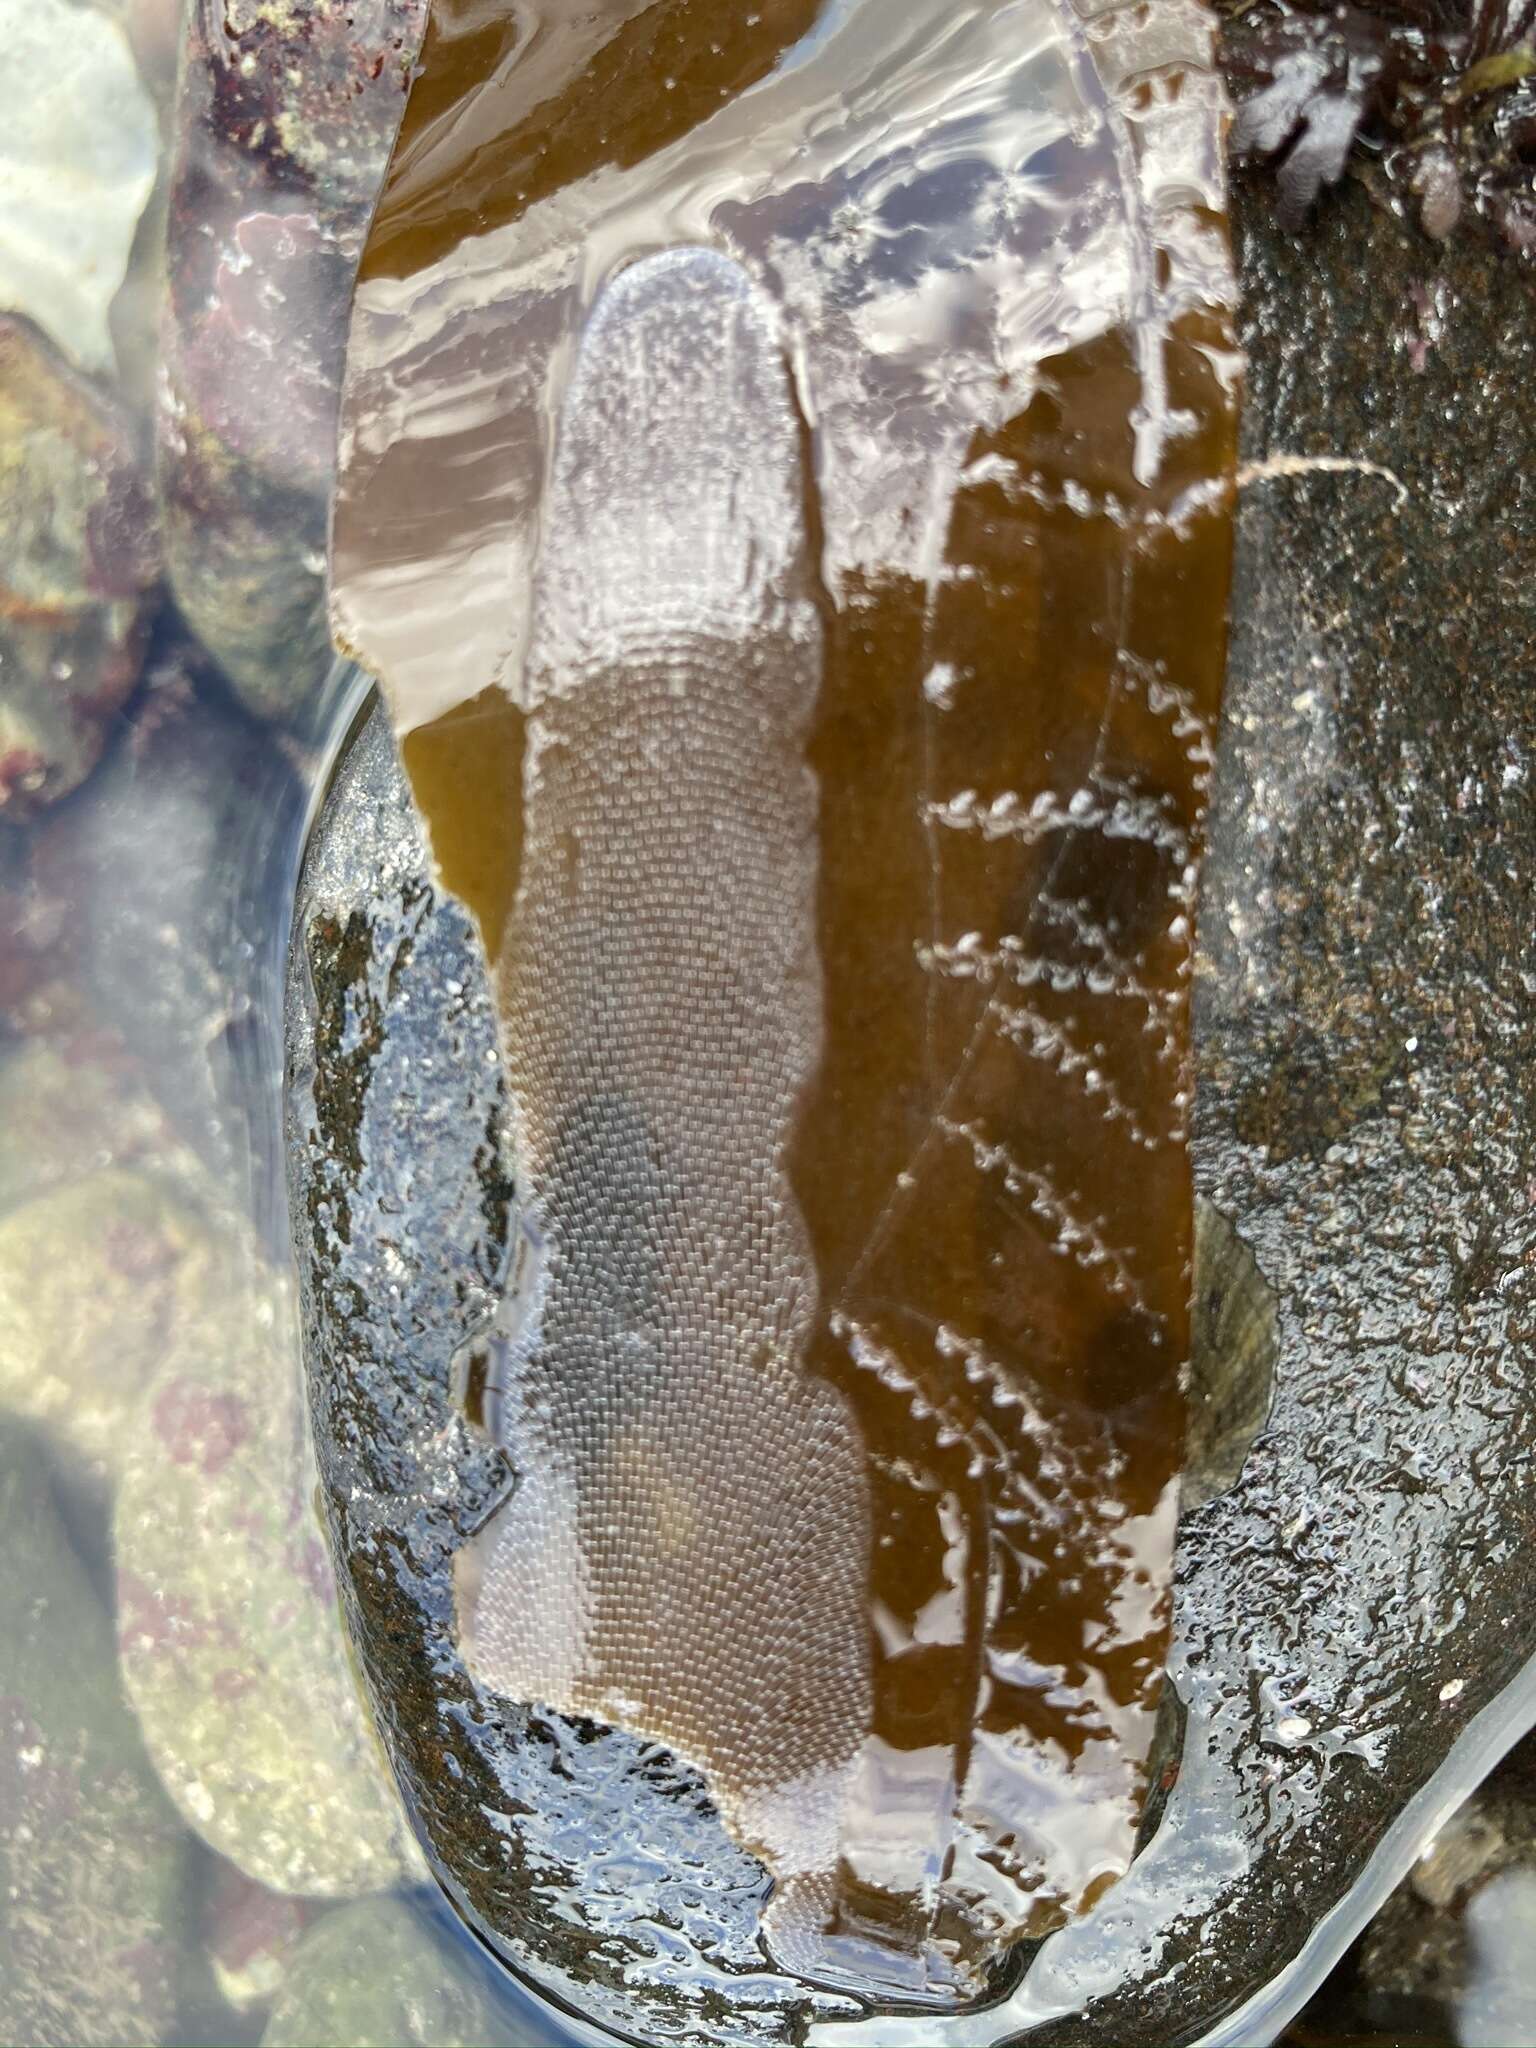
330,0,1239,2026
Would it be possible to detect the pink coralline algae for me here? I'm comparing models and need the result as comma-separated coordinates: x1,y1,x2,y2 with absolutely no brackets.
151,1380,253,1479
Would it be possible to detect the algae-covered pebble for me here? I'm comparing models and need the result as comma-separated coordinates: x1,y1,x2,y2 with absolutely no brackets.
0,1168,224,1491
0,1418,187,2046
261,1896,531,2048
116,1279,420,1897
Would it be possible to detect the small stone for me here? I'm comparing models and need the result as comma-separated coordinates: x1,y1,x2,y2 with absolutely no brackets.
1413,145,1464,242
260,1896,533,2048
0,1417,187,2047
0,316,160,822
205,1861,315,2015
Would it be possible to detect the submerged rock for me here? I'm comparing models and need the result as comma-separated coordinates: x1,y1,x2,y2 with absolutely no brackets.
157,0,427,721
0,1418,186,2047
28,669,306,1216
941,165,1536,2048
260,1896,532,2048
0,315,159,821
115,1267,420,1898
0,1035,191,1215
0,0,157,374
0,1169,224,1495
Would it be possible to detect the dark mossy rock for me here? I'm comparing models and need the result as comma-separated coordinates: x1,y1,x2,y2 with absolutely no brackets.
286,179,1536,2046
1010,168,1536,2048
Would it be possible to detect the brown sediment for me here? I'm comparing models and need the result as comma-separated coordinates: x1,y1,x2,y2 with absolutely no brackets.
361,0,822,281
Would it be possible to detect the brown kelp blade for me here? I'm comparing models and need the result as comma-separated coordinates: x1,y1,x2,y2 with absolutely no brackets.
332,0,1239,2011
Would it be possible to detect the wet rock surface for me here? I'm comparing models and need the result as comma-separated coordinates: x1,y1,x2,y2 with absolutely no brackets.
288,171,1536,2046
1007,168,1536,2048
